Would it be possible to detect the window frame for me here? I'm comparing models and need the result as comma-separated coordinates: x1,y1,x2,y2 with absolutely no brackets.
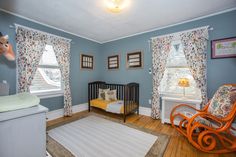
159,41,201,99
29,45,64,99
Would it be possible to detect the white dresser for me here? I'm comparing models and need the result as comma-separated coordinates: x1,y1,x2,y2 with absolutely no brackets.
0,105,48,157
161,97,201,125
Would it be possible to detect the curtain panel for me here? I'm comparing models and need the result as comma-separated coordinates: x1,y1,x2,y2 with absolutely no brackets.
180,28,209,107
151,36,173,119
16,27,47,92
16,26,72,116
49,36,72,116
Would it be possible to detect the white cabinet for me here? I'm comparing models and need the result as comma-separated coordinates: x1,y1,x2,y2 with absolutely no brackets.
161,97,201,124
0,105,48,157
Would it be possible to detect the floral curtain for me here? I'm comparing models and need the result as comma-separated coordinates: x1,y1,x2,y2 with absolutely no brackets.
16,27,47,92
180,28,209,107
49,37,72,116
16,26,72,116
151,36,173,119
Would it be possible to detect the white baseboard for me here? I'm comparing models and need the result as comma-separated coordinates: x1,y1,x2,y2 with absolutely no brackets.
46,103,151,121
46,103,88,121
139,107,151,117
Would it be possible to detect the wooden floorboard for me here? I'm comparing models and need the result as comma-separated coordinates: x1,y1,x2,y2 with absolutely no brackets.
47,109,236,157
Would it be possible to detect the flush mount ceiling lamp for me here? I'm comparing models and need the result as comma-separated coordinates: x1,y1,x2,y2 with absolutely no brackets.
105,0,130,13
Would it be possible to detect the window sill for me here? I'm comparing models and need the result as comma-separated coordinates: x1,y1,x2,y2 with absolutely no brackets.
160,93,201,100
31,91,64,99
161,96,202,104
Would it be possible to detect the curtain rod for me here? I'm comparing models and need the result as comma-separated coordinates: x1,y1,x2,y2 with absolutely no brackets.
9,23,72,42
150,25,213,40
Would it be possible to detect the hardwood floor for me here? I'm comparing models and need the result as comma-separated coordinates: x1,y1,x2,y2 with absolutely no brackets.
47,109,236,157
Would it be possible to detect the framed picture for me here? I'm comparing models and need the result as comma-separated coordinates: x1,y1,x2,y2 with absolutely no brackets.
126,51,143,69
80,54,93,69
211,37,236,59
108,55,119,70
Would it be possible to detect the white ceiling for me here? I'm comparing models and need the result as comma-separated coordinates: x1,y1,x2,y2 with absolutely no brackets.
0,0,236,43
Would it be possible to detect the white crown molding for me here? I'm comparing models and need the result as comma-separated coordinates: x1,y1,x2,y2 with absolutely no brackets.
0,8,102,44
1,7,235,44
46,103,151,121
101,7,236,43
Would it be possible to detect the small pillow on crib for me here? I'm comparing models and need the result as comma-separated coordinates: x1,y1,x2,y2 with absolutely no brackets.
98,88,109,100
105,90,117,101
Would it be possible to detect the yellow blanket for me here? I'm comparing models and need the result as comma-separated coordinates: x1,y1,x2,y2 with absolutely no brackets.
90,99,124,113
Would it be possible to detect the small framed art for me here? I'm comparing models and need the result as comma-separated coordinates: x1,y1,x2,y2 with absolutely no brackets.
80,54,93,69
108,55,119,70
126,51,143,69
211,37,236,59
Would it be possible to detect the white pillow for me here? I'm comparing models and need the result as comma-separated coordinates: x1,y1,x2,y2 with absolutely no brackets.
98,88,109,100
105,89,117,101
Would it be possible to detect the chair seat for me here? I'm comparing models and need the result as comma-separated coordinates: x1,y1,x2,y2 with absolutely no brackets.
231,123,236,136
182,111,219,128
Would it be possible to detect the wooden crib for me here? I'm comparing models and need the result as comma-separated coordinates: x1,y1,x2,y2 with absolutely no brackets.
88,81,139,122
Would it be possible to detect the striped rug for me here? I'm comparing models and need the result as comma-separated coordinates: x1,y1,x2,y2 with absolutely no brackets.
48,115,165,157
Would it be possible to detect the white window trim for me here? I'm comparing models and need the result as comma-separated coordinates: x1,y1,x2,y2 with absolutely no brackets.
160,93,202,101
160,40,201,99
30,44,63,99
31,89,64,99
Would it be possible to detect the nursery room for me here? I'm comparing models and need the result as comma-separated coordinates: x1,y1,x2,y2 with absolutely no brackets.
0,0,236,157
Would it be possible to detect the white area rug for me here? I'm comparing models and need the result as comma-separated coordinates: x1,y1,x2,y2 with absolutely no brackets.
48,115,158,157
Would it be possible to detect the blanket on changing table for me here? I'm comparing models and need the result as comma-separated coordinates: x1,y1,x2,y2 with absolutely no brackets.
0,92,39,112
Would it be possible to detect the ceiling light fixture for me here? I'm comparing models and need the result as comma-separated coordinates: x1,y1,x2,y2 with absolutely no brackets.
105,0,129,13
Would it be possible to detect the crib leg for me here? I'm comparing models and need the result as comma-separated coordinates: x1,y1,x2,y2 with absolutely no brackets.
123,114,126,123
137,109,139,115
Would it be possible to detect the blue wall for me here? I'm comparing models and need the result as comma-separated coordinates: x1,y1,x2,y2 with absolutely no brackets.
0,10,102,111
1,10,236,110
100,10,236,108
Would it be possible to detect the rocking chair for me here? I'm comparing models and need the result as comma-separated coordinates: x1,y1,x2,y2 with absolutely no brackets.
170,84,236,153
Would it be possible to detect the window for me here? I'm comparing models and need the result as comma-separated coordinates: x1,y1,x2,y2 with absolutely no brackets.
160,40,201,99
30,45,63,98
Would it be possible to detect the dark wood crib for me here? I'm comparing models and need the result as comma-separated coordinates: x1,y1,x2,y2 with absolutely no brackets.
88,81,139,122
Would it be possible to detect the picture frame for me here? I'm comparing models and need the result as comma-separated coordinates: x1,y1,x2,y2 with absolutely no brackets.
126,51,143,69
108,55,119,70
211,37,236,59
80,54,94,70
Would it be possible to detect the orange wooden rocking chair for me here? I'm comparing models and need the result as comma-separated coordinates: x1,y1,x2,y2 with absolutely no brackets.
170,84,236,153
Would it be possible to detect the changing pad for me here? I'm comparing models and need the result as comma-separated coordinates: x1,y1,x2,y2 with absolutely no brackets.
0,92,40,112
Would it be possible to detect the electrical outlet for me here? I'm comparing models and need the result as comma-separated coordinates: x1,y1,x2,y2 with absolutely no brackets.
3,80,7,84
148,99,152,104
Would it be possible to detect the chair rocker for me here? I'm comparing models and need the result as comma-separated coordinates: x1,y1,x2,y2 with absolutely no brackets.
170,84,236,153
